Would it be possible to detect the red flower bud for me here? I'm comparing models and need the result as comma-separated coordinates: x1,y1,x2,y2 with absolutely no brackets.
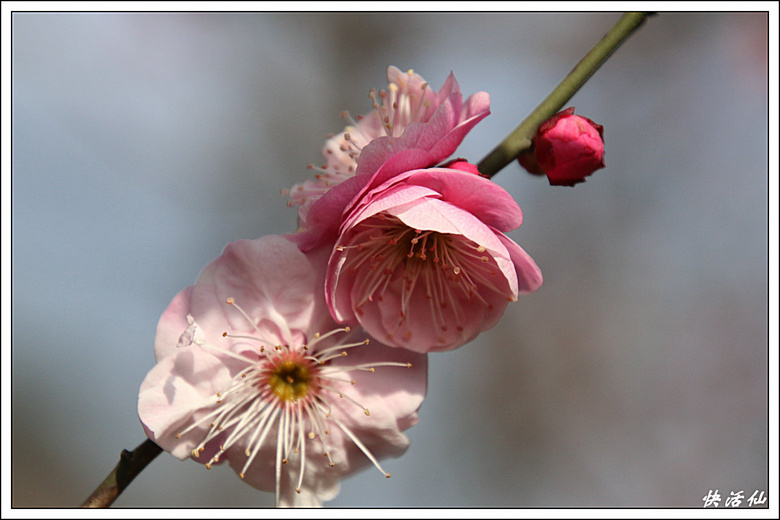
442,158,487,177
520,107,605,187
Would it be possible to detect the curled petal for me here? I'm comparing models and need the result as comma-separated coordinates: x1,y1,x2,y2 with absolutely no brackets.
138,347,233,460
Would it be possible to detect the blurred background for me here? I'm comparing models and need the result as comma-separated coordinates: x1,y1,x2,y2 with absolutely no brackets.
11,11,768,508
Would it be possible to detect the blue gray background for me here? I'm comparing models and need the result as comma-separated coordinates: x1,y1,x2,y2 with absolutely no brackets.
12,12,768,508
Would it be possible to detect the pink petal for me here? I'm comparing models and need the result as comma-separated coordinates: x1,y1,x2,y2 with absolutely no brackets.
354,91,490,181
414,94,460,151
435,71,460,103
354,129,434,177
462,91,491,122
348,268,510,352
495,231,544,294
325,246,357,324
342,183,442,233
289,174,371,252
388,197,518,293
193,236,316,346
427,103,490,160
363,168,523,231
154,285,194,361
138,347,232,460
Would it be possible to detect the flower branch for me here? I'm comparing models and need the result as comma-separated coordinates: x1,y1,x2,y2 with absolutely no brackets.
80,439,163,508
477,12,653,178
87,13,653,509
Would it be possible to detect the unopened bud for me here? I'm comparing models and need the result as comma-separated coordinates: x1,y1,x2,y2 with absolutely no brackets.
518,107,605,187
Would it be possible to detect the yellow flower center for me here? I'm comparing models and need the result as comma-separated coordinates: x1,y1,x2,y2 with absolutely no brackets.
267,360,311,402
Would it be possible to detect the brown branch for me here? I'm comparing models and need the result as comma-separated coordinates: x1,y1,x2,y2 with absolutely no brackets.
80,439,163,508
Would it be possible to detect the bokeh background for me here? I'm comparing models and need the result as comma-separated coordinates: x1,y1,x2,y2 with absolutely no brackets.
11,11,769,508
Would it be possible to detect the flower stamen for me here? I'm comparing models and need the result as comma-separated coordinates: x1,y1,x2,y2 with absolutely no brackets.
175,299,412,505
339,213,513,342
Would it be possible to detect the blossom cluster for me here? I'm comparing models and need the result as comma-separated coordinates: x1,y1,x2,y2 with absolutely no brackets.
138,66,543,506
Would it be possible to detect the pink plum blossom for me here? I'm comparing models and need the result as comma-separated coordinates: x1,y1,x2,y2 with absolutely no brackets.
286,66,490,226
518,107,605,186
138,235,427,507
295,157,543,353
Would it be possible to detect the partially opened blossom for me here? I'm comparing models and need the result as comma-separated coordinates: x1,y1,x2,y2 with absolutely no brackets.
301,159,543,353
287,66,490,225
138,235,427,507
285,67,540,352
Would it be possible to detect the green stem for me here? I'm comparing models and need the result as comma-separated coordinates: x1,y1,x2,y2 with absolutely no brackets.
80,439,163,508
478,12,653,178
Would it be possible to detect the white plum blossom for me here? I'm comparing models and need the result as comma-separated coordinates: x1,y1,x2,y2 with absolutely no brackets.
138,235,427,507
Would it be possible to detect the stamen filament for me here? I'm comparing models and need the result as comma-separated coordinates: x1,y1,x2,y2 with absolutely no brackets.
275,418,284,507
307,327,351,349
192,338,259,365
176,296,414,505
295,405,306,494
321,384,370,416
306,337,368,362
